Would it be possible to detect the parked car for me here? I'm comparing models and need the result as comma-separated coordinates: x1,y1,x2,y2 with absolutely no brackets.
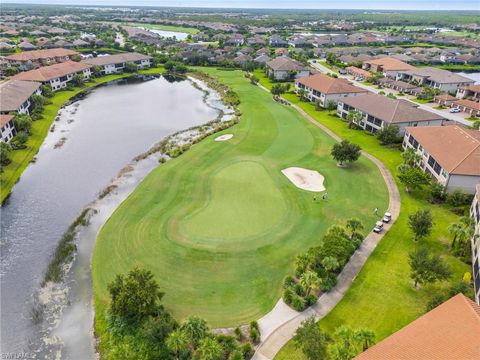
450,107,461,113
339,69,347,75
382,212,392,223
373,221,384,233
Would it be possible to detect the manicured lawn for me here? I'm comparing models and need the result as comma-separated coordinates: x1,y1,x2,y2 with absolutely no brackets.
272,85,468,359
0,68,164,203
117,21,199,34
411,98,433,104
92,68,388,346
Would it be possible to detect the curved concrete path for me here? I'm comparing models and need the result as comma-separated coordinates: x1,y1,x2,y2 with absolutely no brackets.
253,83,401,360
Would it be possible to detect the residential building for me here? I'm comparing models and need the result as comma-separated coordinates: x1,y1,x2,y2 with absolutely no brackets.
11,61,92,91
337,93,444,135
396,67,475,92
457,85,480,102
81,53,152,75
6,48,79,69
265,57,310,81
225,34,244,46
269,35,288,47
345,66,372,81
355,294,480,360
362,56,415,78
471,184,480,305
452,99,480,117
402,125,480,193
434,93,457,106
0,80,42,115
295,73,368,107
0,114,15,143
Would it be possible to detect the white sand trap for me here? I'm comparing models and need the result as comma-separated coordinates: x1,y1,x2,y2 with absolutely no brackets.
215,134,233,142
282,167,325,192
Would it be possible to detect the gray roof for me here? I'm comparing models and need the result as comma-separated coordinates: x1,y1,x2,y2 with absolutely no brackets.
341,94,445,124
81,52,152,66
0,80,42,112
266,57,306,71
400,67,475,84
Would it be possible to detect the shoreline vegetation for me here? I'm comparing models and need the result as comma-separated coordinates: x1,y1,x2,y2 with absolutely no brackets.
0,67,165,204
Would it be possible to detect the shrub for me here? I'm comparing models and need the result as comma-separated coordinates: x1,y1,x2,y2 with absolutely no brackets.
447,189,470,207
229,350,243,360
241,343,254,359
283,275,296,288
291,294,306,311
294,283,305,296
11,131,29,149
305,294,317,306
249,320,259,332
13,114,33,134
320,272,337,292
0,142,12,167
124,62,138,73
249,327,260,344
283,288,295,304
234,327,242,341
429,182,447,203
376,124,400,145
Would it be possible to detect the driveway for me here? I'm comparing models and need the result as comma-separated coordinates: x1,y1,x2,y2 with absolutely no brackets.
308,60,473,127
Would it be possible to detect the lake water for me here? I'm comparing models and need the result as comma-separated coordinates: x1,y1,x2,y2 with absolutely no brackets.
0,75,219,355
457,72,480,84
142,27,189,41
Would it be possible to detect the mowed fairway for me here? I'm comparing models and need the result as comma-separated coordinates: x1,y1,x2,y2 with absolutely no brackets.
92,69,388,327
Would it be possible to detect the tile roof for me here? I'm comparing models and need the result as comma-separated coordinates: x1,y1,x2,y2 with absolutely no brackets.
297,73,369,95
266,56,306,71
355,294,480,360
364,56,415,71
6,48,79,62
400,67,475,84
341,93,444,124
462,85,480,92
0,114,14,128
0,80,42,112
81,52,152,66
406,125,480,176
453,99,480,111
11,61,91,82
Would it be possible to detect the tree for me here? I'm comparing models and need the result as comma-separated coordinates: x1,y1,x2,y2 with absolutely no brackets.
30,94,46,110
298,88,309,101
249,74,259,85
398,166,430,192
329,325,357,360
271,83,289,95
408,209,433,241
429,182,446,203
71,73,85,87
401,148,421,166
0,142,12,167
331,140,362,166
13,114,33,134
375,124,400,145
180,316,209,350
326,100,337,113
346,110,362,128
166,330,189,360
40,84,53,98
11,131,29,149
124,62,138,73
91,65,103,78
346,218,364,239
409,248,452,288
300,271,321,297
198,337,223,360
354,329,375,351
107,267,164,324
321,256,340,272
448,222,465,249
293,317,328,360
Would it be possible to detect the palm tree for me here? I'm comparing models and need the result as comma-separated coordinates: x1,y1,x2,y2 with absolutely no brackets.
297,88,309,101
354,328,375,351
166,330,189,360
448,222,465,249
180,316,209,350
401,148,421,166
300,271,321,297
321,256,340,272
198,336,223,360
346,218,364,239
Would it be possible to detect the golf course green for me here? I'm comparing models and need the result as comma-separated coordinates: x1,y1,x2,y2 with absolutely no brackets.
92,69,389,327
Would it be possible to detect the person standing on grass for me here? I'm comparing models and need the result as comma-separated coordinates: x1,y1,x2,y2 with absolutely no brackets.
322,192,328,200
374,207,378,215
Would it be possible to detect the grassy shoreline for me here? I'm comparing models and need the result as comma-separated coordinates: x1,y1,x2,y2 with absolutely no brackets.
0,68,165,204
115,21,199,35
246,72,469,360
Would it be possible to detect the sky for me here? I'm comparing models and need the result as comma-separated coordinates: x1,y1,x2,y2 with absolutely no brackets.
2,0,479,11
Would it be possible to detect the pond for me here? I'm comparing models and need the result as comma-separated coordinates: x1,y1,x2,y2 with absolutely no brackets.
456,71,480,84
142,27,189,41
0,75,220,356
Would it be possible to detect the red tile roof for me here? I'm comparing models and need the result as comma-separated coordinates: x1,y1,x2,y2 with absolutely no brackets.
296,73,369,94
0,114,14,128
6,48,79,62
11,61,91,82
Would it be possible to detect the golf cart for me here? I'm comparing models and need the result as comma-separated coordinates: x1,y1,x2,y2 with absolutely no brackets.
373,221,384,233
382,212,392,223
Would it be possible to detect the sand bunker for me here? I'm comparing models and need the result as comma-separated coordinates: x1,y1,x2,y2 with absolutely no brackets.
215,134,233,142
282,167,325,192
